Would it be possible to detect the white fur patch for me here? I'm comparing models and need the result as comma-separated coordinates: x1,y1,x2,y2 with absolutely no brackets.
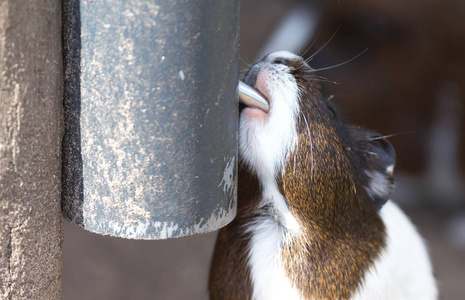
246,184,302,300
246,216,303,300
352,201,438,300
386,164,395,175
364,170,392,199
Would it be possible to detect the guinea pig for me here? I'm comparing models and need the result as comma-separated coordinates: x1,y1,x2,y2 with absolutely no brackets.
209,51,438,300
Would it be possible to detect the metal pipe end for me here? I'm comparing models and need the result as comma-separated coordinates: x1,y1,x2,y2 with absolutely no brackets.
238,81,269,112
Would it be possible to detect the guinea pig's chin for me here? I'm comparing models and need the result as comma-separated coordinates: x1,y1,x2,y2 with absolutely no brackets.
242,107,268,120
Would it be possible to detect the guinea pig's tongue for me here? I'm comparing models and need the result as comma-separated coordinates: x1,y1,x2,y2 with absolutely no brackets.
238,81,269,112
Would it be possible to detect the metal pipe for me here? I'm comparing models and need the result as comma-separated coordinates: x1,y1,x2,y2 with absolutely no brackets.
62,0,239,240
238,81,269,112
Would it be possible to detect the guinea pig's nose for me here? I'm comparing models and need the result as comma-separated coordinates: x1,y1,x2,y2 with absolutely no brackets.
272,57,289,66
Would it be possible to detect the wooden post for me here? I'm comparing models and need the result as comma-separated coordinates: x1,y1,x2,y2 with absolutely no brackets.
0,0,63,299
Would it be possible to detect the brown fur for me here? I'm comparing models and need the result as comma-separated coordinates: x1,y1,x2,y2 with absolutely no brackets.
278,73,386,298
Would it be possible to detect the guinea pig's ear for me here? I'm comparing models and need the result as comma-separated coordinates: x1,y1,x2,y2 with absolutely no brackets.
364,134,396,210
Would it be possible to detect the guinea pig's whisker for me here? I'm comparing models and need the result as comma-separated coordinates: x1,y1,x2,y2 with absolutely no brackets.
301,113,314,183
302,74,339,85
311,49,368,72
292,29,339,72
361,150,379,156
239,67,251,77
298,32,321,58
310,78,339,85
312,74,328,80
302,74,331,82
293,151,297,174
292,128,299,175
305,26,341,63
367,131,415,141
240,57,252,67
348,173,357,195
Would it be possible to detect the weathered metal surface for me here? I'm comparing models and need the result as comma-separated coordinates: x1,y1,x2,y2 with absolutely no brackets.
62,0,239,239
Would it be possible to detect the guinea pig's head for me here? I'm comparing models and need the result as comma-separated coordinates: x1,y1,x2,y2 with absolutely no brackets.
240,51,396,214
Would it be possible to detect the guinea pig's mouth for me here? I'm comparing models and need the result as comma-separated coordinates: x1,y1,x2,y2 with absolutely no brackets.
238,81,270,114
247,88,269,111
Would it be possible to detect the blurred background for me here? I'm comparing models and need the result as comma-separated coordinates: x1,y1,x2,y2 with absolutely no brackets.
63,0,465,299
